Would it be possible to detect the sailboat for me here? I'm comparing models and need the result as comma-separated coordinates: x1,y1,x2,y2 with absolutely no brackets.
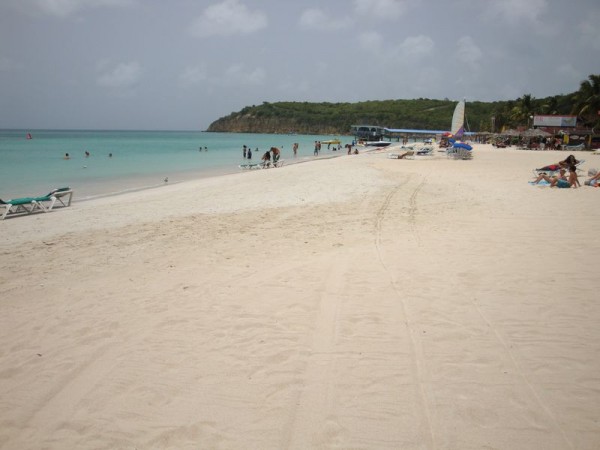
450,100,465,138
447,100,472,158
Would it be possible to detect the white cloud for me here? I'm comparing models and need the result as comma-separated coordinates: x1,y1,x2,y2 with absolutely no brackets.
222,63,265,86
8,0,136,18
456,36,482,70
299,8,352,30
399,35,434,58
357,32,433,60
178,66,208,87
353,0,408,20
358,31,385,54
189,0,267,38
484,0,547,24
97,61,142,88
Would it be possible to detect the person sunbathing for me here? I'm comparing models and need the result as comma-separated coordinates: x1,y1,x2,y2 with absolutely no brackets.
532,168,568,187
559,154,580,168
537,155,580,173
585,170,600,186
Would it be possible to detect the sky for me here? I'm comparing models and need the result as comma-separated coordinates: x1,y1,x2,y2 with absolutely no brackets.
1,0,599,130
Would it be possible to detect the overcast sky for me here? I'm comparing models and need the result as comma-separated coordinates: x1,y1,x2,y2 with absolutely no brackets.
1,0,599,130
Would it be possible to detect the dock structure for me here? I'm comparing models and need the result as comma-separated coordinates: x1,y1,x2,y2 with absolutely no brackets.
351,124,447,143
350,125,387,141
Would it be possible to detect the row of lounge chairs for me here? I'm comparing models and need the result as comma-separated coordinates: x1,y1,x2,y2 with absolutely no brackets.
0,187,73,220
388,145,435,159
239,160,285,170
387,143,473,160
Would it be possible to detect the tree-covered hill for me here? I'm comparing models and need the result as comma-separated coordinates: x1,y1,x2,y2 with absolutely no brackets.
206,74,600,135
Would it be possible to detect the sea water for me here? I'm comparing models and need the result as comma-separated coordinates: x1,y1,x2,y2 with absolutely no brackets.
0,130,350,201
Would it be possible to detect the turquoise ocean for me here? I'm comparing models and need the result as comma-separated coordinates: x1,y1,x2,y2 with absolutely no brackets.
0,130,351,201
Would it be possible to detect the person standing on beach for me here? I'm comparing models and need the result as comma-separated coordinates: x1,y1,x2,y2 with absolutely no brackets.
293,143,298,157
243,145,247,158
314,141,318,156
261,150,271,167
568,165,580,188
270,147,281,163
247,147,252,159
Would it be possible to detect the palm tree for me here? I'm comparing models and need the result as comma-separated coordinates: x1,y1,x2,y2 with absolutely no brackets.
507,94,536,128
572,74,600,130
540,96,559,115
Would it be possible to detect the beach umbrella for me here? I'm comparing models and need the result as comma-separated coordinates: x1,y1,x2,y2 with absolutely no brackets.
523,128,551,137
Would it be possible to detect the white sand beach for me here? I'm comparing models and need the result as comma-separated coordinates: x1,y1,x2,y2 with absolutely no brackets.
1,144,599,449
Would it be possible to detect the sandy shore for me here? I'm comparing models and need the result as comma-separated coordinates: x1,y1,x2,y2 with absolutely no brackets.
1,144,599,449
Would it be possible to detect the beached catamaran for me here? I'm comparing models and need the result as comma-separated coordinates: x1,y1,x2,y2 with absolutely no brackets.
450,99,465,138
446,99,473,158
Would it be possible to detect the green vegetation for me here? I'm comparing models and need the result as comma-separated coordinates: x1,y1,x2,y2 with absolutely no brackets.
206,74,600,134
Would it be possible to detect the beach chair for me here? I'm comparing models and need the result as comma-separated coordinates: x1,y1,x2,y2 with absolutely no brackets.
405,146,434,159
0,187,73,220
447,146,473,160
0,197,38,219
51,187,74,208
239,163,262,170
563,143,585,151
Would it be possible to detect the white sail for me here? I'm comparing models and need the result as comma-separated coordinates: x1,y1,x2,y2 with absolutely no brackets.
450,100,465,138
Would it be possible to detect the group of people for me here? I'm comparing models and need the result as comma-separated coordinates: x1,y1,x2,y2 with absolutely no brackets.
531,154,590,188
64,151,112,159
242,145,254,160
242,140,357,163
260,147,281,167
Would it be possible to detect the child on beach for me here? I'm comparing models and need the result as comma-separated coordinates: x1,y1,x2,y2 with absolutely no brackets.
568,165,580,188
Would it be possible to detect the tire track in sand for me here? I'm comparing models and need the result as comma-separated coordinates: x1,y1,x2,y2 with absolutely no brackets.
374,176,437,449
281,252,349,450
